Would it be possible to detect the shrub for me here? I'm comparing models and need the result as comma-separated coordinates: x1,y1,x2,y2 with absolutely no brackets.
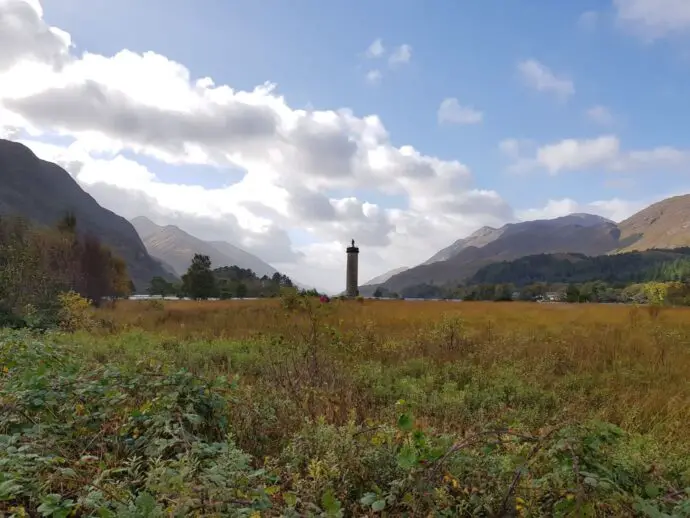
57,291,95,332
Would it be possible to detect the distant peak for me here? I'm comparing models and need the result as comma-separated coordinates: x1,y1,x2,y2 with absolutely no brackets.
560,213,614,225
131,215,155,224
469,225,497,237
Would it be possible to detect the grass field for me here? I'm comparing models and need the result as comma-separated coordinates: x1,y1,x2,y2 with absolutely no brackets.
2,297,690,516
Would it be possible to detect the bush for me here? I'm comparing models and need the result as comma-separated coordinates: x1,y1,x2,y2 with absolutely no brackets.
57,291,95,332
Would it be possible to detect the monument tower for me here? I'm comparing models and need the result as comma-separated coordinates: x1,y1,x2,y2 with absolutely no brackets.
346,239,359,298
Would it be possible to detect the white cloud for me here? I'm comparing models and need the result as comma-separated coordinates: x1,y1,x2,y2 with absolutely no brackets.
614,0,690,39
516,197,646,223
499,138,534,159
505,135,690,175
0,0,515,292
0,0,71,72
537,136,621,174
365,38,385,58
388,44,412,66
365,69,382,85
437,98,483,125
517,59,575,99
586,105,615,126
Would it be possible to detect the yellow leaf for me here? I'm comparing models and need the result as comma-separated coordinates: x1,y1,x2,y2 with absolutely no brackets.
265,485,280,496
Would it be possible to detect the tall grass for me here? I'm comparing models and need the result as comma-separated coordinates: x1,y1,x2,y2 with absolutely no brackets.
3,298,690,516
95,299,690,446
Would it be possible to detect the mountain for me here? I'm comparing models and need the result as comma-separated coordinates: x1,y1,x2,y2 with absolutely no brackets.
616,195,690,252
130,216,277,278
0,139,171,291
470,248,690,287
363,267,409,286
423,226,504,265
376,214,621,294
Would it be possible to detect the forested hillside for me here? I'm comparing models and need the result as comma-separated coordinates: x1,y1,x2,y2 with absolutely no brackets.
148,257,296,299
470,248,690,286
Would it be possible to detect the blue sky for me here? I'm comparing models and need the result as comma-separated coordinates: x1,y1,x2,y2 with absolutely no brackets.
41,0,690,211
3,0,690,291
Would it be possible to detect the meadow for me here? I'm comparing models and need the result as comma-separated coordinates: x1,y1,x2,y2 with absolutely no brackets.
2,296,690,516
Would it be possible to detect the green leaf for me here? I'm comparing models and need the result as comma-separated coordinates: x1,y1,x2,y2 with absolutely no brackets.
321,489,341,514
644,483,660,498
360,493,378,506
372,499,386,512
397,413,414,432
59,467,77,478
284,492,298,507
397,445,417,469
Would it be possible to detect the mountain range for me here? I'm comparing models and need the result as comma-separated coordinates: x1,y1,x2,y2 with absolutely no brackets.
0,139,172,291
130,216,278,278
363,197,690,296
4,137,690,297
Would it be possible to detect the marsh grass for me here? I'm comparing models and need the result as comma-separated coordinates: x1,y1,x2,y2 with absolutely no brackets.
2,298,690,516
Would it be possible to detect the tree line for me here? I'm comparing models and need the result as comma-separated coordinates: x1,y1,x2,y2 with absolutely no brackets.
0,213,132,327
148,253,297,299
371,247,690,305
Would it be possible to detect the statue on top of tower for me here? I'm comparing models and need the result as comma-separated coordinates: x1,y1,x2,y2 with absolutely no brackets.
351,239,355,248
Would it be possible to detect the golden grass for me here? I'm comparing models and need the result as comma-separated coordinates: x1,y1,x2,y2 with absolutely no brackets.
94,298,690,448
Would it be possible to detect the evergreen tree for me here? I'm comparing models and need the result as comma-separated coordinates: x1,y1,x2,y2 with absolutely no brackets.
182,254,216,300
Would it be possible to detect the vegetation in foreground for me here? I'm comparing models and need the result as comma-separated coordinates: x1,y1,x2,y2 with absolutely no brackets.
2,297,690,517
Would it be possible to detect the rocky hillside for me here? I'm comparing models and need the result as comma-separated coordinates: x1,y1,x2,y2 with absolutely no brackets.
616,195,690,252
363,266,409,286
0,139,171,291
376,214,622,293
130,217,277,277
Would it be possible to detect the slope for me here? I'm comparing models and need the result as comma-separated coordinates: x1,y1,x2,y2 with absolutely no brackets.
363,266,409,286
470,248,690,286
617,194,690,252
0,139,171,291
379,214,621,293
130,217,277,277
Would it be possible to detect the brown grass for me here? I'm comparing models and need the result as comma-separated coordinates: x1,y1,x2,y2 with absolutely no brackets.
93,299,690,450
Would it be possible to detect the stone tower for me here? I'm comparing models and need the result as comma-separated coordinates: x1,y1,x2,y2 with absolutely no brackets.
346,239,359,298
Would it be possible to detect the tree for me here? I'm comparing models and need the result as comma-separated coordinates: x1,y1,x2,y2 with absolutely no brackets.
373,287,383,298
565,284,580,303
148,276,174,297
182,254,216,300
236,282,247,299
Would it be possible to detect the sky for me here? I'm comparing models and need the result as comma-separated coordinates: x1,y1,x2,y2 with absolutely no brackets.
2,0,690,292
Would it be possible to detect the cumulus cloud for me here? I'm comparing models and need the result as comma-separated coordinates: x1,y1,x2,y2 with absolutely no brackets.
504,135,690,175
517,192,686,223
0,0,71,72
614,0,690,39
0,1,519,292
437,98,483,125
365,38,385,58
517,59,575,99
388,44,412,66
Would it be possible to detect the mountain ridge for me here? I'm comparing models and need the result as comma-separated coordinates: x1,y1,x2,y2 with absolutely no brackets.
130,216,278,278
0,139,172,291
376,213,622,293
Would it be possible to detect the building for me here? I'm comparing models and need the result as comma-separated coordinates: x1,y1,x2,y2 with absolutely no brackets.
346,239,359,298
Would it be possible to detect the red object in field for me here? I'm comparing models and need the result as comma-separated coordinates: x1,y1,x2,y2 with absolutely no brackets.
320,295,330,303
